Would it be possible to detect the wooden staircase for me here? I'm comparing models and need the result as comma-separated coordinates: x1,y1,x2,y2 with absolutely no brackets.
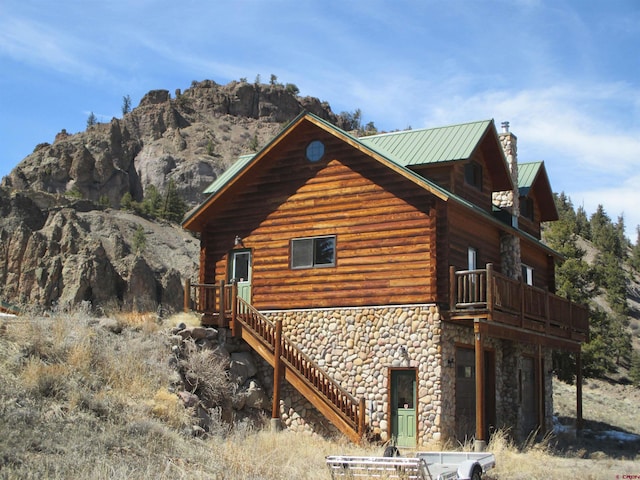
186,281,366,443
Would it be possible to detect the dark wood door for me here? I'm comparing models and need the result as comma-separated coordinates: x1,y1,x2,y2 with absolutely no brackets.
455,347,496,441
520,357,538,435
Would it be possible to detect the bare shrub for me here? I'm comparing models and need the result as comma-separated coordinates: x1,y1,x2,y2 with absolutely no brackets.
181,339,233,406
115,310,160,332
21,358,69,398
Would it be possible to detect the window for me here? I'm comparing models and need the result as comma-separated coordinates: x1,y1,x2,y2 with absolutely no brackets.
291,236,336,269
464,161,483,190
305,140,325,162
520,196,534,221
467,247,479,293
468,247,478,270
231,251,250,282
521,264,534,286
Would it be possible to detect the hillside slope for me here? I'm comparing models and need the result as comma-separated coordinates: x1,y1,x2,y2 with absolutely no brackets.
0,311,637,479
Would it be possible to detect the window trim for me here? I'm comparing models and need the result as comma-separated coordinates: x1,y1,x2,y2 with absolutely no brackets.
290,235,336,269
468,246,478,271
521,264,534,286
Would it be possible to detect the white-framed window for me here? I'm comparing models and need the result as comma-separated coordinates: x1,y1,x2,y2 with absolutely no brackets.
291,235,336,269
521,264,534,286
468,247,478,271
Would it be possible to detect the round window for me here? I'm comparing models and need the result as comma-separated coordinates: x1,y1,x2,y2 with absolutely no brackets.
305,140,325,162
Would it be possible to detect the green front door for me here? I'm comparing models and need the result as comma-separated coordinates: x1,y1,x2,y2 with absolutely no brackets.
390,369,417,448
230,249,251,303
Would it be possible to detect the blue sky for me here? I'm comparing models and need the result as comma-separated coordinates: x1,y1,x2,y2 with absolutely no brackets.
1,0,639,239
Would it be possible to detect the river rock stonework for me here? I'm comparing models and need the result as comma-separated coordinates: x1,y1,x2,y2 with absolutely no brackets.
441,323,554,441
263,304,444,446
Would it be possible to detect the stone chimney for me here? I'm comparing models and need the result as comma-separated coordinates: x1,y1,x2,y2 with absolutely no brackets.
492,121,519,217
494,121,522,280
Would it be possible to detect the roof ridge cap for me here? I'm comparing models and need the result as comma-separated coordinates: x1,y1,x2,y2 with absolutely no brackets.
361,119,494,140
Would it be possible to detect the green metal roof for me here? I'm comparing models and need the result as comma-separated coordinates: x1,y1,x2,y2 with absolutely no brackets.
359,120,493,167
518,161,543,196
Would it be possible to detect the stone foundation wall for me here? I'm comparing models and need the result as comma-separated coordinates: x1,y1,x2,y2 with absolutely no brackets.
263,304,444,446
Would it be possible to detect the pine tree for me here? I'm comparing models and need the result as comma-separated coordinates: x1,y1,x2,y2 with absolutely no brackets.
631,226,640,272
133,225,146,255
630,351,640,387
575,205,590,238
141,185,163,217
122,95,132,115
161,179,187,223
87,112,97,128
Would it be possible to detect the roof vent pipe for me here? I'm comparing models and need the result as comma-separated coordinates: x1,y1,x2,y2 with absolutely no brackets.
501,121,510,133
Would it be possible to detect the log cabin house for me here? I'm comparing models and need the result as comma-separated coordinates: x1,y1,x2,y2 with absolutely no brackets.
182,112,588,449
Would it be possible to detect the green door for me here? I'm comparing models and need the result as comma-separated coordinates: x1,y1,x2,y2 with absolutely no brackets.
230,250,251,303
390,369,417,448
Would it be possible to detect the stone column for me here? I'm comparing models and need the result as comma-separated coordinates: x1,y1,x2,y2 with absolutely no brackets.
495,121,522,280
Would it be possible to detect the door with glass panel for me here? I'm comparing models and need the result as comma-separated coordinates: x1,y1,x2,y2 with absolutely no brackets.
390,369,417,447
230,250,251,303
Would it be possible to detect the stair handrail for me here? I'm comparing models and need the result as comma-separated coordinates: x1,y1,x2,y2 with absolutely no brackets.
234,297,365,436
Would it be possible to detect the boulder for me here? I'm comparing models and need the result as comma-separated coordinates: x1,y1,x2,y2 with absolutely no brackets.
229,351,258,385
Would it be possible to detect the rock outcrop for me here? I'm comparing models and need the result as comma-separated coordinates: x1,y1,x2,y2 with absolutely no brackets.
0,80,342,311
1,80,339,207
0,188,198,311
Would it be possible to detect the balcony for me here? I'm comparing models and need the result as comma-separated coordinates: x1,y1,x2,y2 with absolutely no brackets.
449,264,589,344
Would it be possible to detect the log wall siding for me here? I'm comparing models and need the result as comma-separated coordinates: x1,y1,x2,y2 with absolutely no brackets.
435,202,451,302
445,203,503,273
455,153,494,211
520,240,554,290
200,130,438,310
518,190,542,239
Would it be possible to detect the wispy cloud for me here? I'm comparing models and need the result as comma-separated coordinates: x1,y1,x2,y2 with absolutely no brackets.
0,15,106,80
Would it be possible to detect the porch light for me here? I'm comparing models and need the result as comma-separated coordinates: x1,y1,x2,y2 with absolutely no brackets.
234,235,243,247
447,358,455,368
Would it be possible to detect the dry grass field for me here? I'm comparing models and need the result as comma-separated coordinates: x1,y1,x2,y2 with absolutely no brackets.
1,309,638,480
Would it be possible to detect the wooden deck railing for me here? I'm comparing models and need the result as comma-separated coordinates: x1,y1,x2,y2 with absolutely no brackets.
449,264,589,342
184,280,234,326
184,280,366,442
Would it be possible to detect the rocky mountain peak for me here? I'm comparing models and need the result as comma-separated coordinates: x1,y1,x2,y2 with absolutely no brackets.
1,80,338,207
0,80,341,312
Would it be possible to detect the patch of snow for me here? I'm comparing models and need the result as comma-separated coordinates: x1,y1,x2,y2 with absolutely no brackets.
553,415,640,443
595,430,640,442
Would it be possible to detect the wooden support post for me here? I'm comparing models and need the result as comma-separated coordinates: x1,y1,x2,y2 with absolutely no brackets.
358,397,366,439
576,349,583,430
486,263,494,315
183,279,191,313
519,275,525,329
231,282,239,337
271,319,283,430
449,265,456,311
544,288,550,334
474,321,486,451
537,344,545,434
218,280,225,328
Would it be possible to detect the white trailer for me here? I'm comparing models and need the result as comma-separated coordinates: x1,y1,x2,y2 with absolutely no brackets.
326,451,495,480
